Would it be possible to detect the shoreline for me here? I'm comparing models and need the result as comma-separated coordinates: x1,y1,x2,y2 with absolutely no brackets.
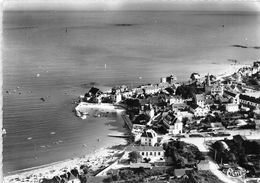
4,143,127,183
3,63,247,182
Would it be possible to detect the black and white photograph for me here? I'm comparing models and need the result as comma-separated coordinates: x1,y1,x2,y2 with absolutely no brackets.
2,0,260,182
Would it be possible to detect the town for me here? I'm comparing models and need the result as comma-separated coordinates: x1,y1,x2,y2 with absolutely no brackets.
42,61,260,183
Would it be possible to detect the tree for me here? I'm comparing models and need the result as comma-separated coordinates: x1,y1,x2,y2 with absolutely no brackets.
182,117,189,127
129,151,142,163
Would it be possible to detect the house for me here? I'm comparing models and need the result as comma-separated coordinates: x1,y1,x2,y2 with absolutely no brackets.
225,103,239,113
143,104,155,118
252,61,260,74
223,90,240,104
88,87,102,97
211,83,224,96
121,90,133,99
175,111,194,121
143,85,160,95
189,104,209,117
166,75,177,84
140,129,158,146
125,146,164,162
160,77,167,83
190,73,200,81
194,94,205,107
59,171,80,183
162,112,183,134
169,95,184,105
164,87,176,95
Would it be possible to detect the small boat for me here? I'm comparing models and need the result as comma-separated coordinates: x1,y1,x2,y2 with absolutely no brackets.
27,137,32,140
50,132,56,135
2,129,7,135
81,115,87,120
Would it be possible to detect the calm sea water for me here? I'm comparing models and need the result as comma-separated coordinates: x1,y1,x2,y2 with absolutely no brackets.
3,11,260,174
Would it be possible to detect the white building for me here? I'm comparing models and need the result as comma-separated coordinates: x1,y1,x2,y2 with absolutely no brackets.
143,85,160,95
225,103,239,113
195,94,206,107
169,95,184,105
211,84,224,96
140,129,158,146
125,146,164,162
189,105,209,117
122,91,133,99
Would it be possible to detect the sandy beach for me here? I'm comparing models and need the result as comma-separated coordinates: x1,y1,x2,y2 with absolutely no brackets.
4,145,126,183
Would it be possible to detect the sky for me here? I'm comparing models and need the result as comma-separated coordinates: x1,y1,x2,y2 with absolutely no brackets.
3,0,260,12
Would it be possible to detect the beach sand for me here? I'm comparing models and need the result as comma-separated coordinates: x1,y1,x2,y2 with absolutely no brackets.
3,145,126,183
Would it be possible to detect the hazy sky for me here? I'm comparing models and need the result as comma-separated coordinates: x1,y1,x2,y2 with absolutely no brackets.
3,0,260,12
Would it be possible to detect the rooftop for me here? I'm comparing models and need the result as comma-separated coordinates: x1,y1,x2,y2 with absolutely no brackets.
125,145,164,152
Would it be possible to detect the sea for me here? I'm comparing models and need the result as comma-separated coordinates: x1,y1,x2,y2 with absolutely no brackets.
2,10,260,175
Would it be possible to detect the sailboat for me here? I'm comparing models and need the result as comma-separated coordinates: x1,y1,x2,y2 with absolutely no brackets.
2,128,6,135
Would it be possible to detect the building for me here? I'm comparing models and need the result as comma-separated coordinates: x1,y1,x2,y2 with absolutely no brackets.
195,94,206,107
252,61,260,74
162,112,183,134
169,95,184,105
88,87,102,97
211,83,224,96
225,103,239,113
140,129,158,146
190,73,200,81
223,90,240,104
160,77,167,83
125,146,164,162
189,104,209,117
166,75,177,84
122,90,133,99
239,94,260,108
143,85,160,95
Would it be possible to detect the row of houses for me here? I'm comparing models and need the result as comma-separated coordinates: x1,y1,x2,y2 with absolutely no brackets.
224,89,260,109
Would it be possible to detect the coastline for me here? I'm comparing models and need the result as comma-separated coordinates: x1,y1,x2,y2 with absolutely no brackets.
3,63,246,182
4,143,127,183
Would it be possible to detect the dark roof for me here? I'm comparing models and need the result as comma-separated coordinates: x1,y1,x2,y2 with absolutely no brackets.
224,90,237,98
88,87,100,95
163,112,181,125
240,94,260,104
141,131,153,138
165,87,175,95
189,103,199,109
125,145,164,152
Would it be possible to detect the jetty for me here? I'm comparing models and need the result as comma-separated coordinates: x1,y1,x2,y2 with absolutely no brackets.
121,114,133,130
108,132,130,138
